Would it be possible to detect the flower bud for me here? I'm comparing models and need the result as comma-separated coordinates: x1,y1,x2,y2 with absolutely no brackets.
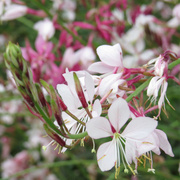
73,72,88,108
43,124,65,147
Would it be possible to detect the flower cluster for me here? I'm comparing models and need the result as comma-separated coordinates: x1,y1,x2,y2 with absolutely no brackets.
1,0,180,179
4,41,179,178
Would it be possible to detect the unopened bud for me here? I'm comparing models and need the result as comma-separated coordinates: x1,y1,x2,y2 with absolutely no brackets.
35,83,47,107
18,86,34,108
43,124,65,147
73,72,88,108
57,96,67,111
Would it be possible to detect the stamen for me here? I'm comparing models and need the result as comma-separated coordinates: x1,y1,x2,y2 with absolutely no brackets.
115,165,120,179
42,140,54,151
91,139,96,153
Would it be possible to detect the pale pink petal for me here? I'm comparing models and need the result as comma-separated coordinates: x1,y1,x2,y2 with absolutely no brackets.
125,140,137,164
86,117,113,139
97,141,116,171
57,84,80,109
92,99,102,117
155,129,174,157
98,73,122,98
137,136,157,156
108,98,130,132
122,117,158,140
147,76,159,97
158,81,168,109
96,44,123,67
88,62,114,73
85,72,94,103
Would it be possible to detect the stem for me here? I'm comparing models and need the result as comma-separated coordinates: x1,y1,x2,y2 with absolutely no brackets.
17,17,35,30
65,110,86,126
35,102,66,137
126,78,152,102
68,131,88,139
168,58,180,70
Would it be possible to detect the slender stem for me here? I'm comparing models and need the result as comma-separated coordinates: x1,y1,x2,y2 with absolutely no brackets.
68,131,88,139
65,110,86,126
35,102,66,137
126,78,152,102
168,58,180,70
17,17,35,30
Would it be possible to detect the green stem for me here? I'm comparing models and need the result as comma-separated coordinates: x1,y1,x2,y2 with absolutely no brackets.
65,110,85,126
168,58,180,70
68,131,88,139
17,17,35,30
36,102,88,139
35,102,65,137
126,78,152,102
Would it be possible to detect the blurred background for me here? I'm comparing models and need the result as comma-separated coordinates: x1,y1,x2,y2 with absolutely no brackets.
0,0,180,179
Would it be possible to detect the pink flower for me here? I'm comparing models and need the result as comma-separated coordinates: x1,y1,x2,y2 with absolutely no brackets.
88,44,123,74
86,98,157,175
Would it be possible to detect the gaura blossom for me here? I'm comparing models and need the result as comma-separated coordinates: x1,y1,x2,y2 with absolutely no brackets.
88,43,123,74
147,55,169,111
57,71,102,151
125,127,174,172
86,98,157,176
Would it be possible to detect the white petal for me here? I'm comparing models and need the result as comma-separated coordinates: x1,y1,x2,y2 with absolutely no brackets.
88,62,114,73
92,99,102,117
96,44,123,67
158,81,168,109
57,84,80,109
108,98,130,132
147,76,159,97
97,141,116,171
99,73,122,98
155,129,174,157
125,140,137,164
85,72,94,103
122,117,158,140
86,117,113,139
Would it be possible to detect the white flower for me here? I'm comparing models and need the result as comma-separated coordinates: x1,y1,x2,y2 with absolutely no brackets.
86,98,157,175
88,44,123,74
0,4,27,21
34,18,55,40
